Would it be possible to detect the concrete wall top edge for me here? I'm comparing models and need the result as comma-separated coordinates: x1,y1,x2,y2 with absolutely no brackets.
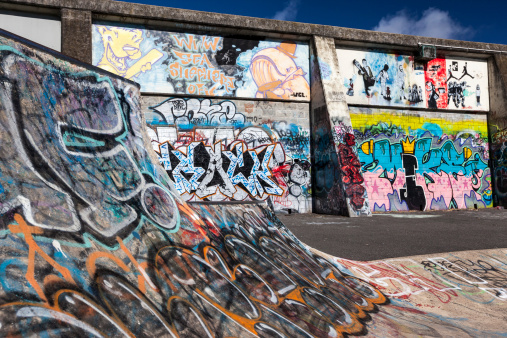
1,0,506,53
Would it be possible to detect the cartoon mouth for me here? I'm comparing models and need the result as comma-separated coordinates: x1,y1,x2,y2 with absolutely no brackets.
123,45,139,52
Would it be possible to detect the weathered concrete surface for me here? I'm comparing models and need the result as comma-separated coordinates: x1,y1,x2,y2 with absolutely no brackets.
489,55,507,207
61,8,92,63
312,36,370,217
318,248,507,337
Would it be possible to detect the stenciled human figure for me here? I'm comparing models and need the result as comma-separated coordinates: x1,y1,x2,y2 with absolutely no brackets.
376,64,390,99
396,64,406,100
446,64,458,83
354,59,375,97
411,84,419,103
459,62,475,80
96,26,163,79
418,86,423,102
426,81,439,109
250,41,310,100
476,84,481,107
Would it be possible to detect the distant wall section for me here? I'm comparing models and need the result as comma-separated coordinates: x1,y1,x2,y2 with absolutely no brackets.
337,46,492,212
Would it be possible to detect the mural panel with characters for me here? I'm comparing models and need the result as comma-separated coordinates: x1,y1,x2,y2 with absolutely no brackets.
92,23,310,100
336,48,489,111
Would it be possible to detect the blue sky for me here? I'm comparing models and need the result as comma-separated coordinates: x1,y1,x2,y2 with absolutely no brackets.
119,0,506,45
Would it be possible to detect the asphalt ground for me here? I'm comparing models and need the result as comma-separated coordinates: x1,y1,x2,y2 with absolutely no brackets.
281,208,507,261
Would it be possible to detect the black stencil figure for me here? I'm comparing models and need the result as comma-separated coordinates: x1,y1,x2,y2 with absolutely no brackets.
459,62,474,80
408,84,422,103
446,64,459,83
476,84,481,107
400,154,427,210
448,81,468,108
376,64,390,98
353,59,375,97
426,81,439,109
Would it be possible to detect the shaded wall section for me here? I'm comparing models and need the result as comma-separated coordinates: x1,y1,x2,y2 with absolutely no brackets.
488,54,507,207
311,36,371,217
0,29,388,336
350,108,491,211
142,96,312,213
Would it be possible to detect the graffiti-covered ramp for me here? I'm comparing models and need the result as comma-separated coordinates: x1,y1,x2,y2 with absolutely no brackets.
0,28,505,338
0,27,387,337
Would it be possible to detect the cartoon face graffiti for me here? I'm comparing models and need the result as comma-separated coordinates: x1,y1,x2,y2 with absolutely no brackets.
98,26,144,59
250,41,310,100
96,26,164,79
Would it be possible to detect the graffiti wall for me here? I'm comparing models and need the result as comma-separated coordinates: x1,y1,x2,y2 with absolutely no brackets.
92,23,310,100
142,96,312,213
336,48,489,111
350,108,491,211
0,29,393,337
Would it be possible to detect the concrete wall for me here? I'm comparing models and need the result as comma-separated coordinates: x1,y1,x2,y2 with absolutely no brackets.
488,55,507,207
0,9,61,50
142,96,312,213
88,21,314,213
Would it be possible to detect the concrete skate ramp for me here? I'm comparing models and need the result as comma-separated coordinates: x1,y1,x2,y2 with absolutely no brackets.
0,29,504,337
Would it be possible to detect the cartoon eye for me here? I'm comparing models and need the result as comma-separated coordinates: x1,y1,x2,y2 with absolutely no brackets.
286,67,293,73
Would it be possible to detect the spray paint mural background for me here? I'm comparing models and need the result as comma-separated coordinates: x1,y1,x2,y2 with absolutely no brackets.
336,48,489,111
143,96,312,213
92,23,310,100
350,107,491,212
0,30,393,337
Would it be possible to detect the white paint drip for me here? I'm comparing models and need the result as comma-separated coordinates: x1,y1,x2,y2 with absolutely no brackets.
52,240,67,258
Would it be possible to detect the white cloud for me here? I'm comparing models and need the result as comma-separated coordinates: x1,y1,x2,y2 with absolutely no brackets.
271,0,300,21
373,8,474,40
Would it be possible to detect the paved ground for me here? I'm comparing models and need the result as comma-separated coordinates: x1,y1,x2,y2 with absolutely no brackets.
281,208,507,261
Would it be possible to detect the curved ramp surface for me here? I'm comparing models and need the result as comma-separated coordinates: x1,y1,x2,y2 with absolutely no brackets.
0,30,505,337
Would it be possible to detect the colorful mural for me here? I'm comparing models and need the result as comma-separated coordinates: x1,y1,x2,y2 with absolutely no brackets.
350,108,492,211
336,48,489,111
92,24,310,100
0,30,389,337
144,97,312,213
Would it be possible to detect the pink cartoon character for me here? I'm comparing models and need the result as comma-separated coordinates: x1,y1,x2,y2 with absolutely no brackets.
250,41,310,100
